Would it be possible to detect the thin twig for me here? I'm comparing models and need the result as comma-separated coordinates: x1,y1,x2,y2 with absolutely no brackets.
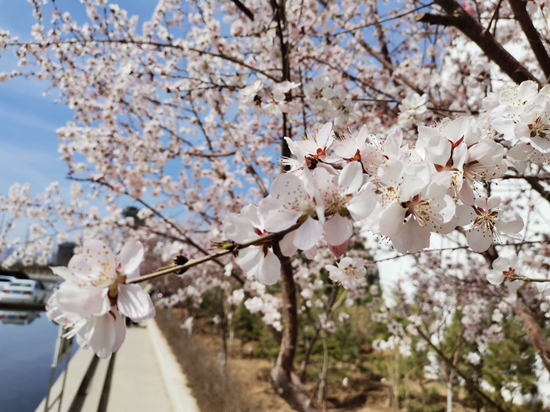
415,327,507,412
508,275,550,283
127,222,302,284
370,240,549,263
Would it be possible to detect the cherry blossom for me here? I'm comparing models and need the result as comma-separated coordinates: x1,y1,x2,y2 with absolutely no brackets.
260,170,324,252
377,165,455,253
314,162,378,254
488,255,518,285
45,239,155,357
223,205,281,285
325,257,367,289
47,291,125,359
398,92,429,128
3,1,550,407
283,122,336,170
464,197,524,252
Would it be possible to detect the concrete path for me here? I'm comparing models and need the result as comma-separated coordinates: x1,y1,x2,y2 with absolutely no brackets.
106,321,200,412
36,320,200,412
106,324,173,412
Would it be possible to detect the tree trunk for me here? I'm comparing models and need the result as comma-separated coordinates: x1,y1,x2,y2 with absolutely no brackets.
271,243,321,412
514,293,550,373
446,381,453,412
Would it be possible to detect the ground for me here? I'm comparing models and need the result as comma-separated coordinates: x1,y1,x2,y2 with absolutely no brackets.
155,309,395,412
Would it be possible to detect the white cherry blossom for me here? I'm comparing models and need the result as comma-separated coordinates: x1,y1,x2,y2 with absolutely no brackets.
314,162,378,256
260,170,324,252
47,291,125,359
464,197,524,252
223,205,281,285
54,239,155,322
325,257,367,289
487,255,518,285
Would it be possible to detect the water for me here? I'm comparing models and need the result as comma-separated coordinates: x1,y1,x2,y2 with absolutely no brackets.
0,310,69,412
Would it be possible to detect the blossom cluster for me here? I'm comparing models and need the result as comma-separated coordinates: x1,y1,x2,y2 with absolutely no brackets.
46,240,155,358
220,81,550,287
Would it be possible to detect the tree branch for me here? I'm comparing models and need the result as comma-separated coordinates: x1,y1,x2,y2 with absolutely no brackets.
416,12,458,27
421,0,540,84
514,292,550,372
271,241,321,412
229,0,254,21
127,222,303,284
508,0,550,79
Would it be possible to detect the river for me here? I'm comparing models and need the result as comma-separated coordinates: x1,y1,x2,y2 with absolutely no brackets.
0,309,71,412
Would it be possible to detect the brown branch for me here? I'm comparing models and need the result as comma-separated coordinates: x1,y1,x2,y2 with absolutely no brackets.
10,39,281,81
188,100,237,200
416,12,458,27
515,292,550,372
331,3,435,36
273,242,298,374
68,176,227,268
128,222,303,284
271,241,321,412
425,0,540,84
524,176,550,200
370,240,548,263
217,111,269,197
311,57,397,101
299,287,338,381
270,0,293,163
508,0,550,79
187,151,236,158
343,25,442,107
508,275,550,283
230,0,254,21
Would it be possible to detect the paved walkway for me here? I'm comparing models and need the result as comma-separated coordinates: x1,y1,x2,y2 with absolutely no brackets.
36,320,200,412
106,324,174,412
107,320,200,412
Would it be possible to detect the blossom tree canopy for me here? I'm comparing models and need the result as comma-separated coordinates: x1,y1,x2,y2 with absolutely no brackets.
2,0,550,410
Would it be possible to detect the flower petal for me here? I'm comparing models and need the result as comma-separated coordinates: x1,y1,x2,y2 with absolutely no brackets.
495,213,524,235
378,202,406,237
255,250,281,285
57,281,110,317
487,271,504,285
466,227,493,252
82,239,116,274
118,284,156,323
119,240,144,279
50,266,82,285
236,247,262,273
328,240,348,258
111,309,126,353
293,217,323,251
338,162,363,194
323,214,352,246
348,187,378,220
88,313,116,359
279,232,297,257
315,121,334,149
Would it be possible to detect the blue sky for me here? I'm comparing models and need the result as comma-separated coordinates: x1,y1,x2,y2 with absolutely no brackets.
0,1,161,242
0,1,159,196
